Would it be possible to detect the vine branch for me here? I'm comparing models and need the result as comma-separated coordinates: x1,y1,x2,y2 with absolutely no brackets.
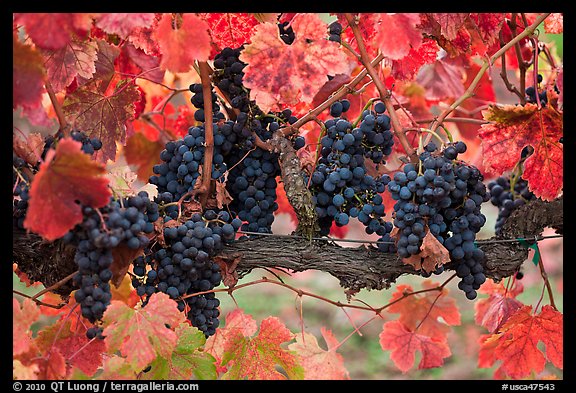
45,80,70,136
344,13,417,161
195,61,214,206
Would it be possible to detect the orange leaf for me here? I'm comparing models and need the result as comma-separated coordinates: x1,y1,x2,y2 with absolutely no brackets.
387,281,461,340
124,132,164,183
480,305,563,379
155,13,211,73
24,138,111,241
13,298,41,356
403,230,451,273
240,13,350,113
379,321,451,373
288,328,349,380
479,104,563,201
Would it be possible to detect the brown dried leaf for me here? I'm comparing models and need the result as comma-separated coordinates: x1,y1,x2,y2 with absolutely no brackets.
420,231,450,273
110,244,143,288
215,181,233,210
13,132,44,166
213,254,242,287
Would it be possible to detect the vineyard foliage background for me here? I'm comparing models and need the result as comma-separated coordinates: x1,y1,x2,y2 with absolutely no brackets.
12,12,563,380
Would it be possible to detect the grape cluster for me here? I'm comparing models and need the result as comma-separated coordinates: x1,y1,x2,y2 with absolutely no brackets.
328,21,342,43
13,154,30,229
488,175,536,235
131,209,240,337
43,130,103,157
212,47,251,113
388,141,490,299
308,100,394,240
278,21,295,45
65,192,159,338
525,74,547,106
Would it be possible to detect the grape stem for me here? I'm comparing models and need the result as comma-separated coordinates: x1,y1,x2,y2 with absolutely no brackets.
344,13,418,163
195,61,215,206
45,80,70,137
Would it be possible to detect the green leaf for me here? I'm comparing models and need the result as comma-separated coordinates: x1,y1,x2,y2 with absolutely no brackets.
146,324,217,380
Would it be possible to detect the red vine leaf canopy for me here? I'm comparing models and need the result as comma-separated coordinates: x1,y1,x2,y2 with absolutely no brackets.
199,13,262,57
479,305,563,379
221,316,304,380
155,13,211,73
379,320,451,373
34,319,105,377
468,13,506,48
288,328,350,380
13,298,41,356
78,40,120,94
240,13,350,113
145,324,217,380
337,13,379,57
416,59,465,101
478,104,563,201
13,35,46,110
43,40,97,92
102,292,186,371
116,43,165,85
63,81,141,162
13,13,94,50
544,13,563,34
96,13,156,39
387,281,461,339
23,138,111,241
419,13,472,57
392,38,439,81
375,13,423,61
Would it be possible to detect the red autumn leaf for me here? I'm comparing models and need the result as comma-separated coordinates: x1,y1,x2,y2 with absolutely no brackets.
117,43,165,84
199,13,260,57
78,39,121,94
477,333,500,369
63,81,141,162
475,293,524,334
288,328,350,380
155,13,211,73
13,298,41,356
478,104,563,200
375,13,423,60
23,138,111,241
205,308,258,374
387,281,461,340
43,40,97,92
379,320,451,373
392,38,439,81
96,13,156,39
127,16,161,57
481,305,563,379
240,13,350,113
14,13,94,50
419,13,472,57
416,59,465,101
544,13,563,34
221,316,304,380
35,350,68,379
102,292,185,371
13,36,46,110
479,277,524,298
469,13,506,47
35,319,105,376
311,74,352,108
124,132,164,181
